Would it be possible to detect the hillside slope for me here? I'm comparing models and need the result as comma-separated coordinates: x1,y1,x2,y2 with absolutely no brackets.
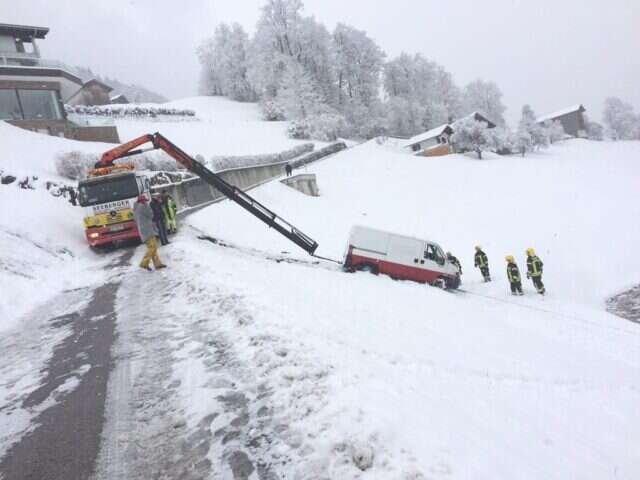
186,138,640,478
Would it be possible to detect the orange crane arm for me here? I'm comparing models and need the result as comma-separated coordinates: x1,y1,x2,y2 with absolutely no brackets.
97,132,318,254
97,133,156,167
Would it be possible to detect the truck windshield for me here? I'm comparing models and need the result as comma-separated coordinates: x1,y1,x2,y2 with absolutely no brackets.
79,175,139,207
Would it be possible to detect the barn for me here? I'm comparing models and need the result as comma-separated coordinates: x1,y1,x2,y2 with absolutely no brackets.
537,104,586,137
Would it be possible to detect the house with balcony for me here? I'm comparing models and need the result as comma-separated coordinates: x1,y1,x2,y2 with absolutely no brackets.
0,23,119,142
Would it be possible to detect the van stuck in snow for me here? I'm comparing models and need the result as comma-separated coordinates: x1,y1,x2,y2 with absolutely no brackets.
343,225,461,289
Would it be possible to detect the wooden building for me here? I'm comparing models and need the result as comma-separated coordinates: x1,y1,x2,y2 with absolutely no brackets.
537,105,586,137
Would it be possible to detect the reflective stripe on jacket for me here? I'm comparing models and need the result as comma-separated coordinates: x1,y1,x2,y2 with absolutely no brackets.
162,197,177,221
475,251,488,268
527,255,543,277
507,263,521,283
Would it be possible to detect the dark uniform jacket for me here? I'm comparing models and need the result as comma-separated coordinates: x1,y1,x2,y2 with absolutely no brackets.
527,255,544,277
150,199,164,223
475,250,488,268
448,255,462,273
507,262,521,283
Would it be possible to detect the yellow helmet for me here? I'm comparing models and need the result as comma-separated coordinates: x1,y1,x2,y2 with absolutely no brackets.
505,255,514,262
526,248,535,256
475,245,482,251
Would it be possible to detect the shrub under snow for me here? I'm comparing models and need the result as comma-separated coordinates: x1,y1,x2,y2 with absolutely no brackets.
287,113,346,142
260,99,286,121
64,104,196,119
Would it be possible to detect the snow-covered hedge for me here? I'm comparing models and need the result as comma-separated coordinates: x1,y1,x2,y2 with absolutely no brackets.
55,150,186,180
64,104,196,118
210,143,314,171
290,142,347,168
287,113,346,142
260,99,286,121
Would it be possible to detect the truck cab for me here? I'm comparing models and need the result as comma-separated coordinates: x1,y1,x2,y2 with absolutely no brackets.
78,168,150,247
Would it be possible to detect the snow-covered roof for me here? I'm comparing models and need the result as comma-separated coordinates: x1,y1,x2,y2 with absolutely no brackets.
454,111,497,128
405,124,452,147
537,104,585,123
83,78,113,92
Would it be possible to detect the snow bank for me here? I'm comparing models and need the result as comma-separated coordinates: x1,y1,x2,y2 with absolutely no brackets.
0,188,98,330
0,122,108,180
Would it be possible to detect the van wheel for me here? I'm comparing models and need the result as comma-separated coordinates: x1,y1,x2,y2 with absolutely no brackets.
359,263,379,275
433,277,447,289
445,275,461,290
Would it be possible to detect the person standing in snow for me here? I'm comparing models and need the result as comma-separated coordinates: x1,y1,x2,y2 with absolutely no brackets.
447,252,462,275
150,193,169,246
68,187,77,206
474,246,491,282
133,194,166,271
285,163,293,177
526,248,545,295
161,190,178,234
505,255,524,295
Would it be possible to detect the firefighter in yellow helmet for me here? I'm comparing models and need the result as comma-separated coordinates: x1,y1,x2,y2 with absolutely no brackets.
526,248,546,295
505,255,524,296
474,246,491,282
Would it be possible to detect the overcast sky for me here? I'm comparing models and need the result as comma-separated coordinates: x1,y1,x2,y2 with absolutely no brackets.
4,0,639,125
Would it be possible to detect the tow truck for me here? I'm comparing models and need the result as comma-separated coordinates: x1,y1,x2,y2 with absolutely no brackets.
81,132,319,254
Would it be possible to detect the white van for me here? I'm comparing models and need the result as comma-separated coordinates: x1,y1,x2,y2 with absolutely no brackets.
343,225,461,289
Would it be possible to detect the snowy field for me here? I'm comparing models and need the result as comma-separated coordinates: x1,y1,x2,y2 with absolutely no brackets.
1,97,639,478
114,96,317,158
187,138,640,477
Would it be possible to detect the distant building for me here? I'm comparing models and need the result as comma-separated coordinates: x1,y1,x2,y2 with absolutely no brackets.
404,124,454,157
454,111,497,129
0,22,119,142
537,104,586,137
110,93,129,104
67,78,113,106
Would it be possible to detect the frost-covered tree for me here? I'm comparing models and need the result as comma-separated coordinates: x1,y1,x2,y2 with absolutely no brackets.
247,0,305,99
382,53,462,136
603,97,638,140
584,116,604,141
333,23,384,107
197,23,256,101
513,128,533,157
518,105,549,154
451,117,493,159
277,60,324,119
462,79,506,126
543,120,565,144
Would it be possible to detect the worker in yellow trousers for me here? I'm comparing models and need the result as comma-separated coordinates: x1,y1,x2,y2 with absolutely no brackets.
133,194,167,271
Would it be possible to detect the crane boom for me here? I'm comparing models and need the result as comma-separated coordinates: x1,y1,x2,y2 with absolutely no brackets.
99,132,319,255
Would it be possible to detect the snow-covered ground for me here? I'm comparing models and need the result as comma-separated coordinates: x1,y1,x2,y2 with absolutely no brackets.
2,96,639,479
187,138,640,478
114,96,316,159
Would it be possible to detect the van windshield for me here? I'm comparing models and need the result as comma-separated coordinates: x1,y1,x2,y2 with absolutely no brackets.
79,175,139,207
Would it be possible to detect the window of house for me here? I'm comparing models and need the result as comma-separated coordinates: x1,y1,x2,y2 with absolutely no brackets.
17,89,62,120
0,89,23,120
412,143,420,152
